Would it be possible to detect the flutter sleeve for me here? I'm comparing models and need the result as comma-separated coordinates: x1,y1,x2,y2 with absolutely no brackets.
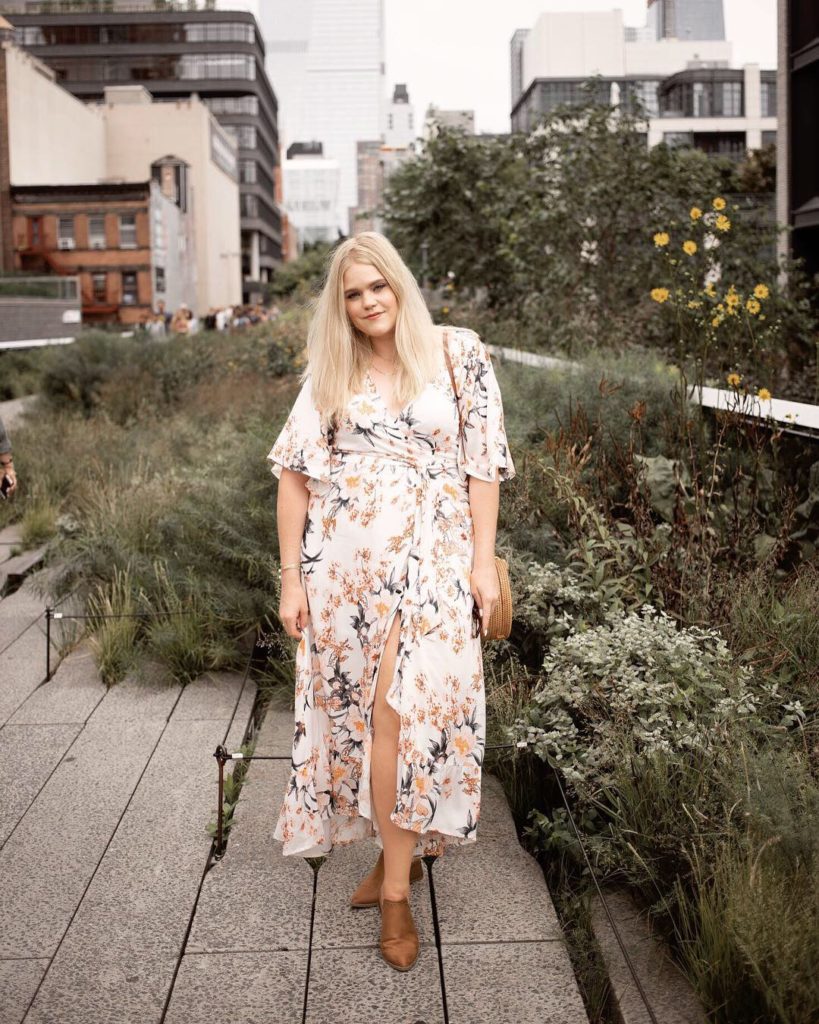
266,373,332,491
452,327,516,483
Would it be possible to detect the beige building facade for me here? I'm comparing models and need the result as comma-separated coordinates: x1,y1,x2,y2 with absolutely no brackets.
4,42,105,187
100,86,241,312
1,38,240,314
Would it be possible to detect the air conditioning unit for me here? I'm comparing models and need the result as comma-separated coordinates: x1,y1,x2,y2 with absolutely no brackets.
90,239,106,250
58,238,75,250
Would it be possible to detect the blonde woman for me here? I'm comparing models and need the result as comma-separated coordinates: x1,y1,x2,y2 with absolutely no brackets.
267,231,515,972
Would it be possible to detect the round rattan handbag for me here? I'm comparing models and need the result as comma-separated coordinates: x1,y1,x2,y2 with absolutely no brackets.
443,330,513,642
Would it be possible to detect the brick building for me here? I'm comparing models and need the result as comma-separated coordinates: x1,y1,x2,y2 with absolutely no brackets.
11,176,195,324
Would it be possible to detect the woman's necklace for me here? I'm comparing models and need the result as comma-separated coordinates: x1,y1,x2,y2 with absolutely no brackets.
369,350,398,376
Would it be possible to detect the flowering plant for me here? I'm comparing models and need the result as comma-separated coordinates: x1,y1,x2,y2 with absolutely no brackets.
649,196,781,396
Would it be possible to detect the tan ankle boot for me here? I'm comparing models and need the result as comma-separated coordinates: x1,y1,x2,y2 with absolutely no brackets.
349,850,424,909
378,890,420,971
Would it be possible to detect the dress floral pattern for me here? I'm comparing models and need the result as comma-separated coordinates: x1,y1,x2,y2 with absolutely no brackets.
267,326,515,858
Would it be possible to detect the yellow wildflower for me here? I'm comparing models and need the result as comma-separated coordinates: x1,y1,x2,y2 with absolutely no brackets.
725,291,740,308
651,287,670,303
716,214,731,232
713,197,727,211
442,306,450,314
683,240,698,256
653,232,670,247
754,283,770,300
690,206,703,220
726,372,742,388
746,298,761,315
705,282,716,298
758,388,772,401
688,300,702,309
711,316,723,328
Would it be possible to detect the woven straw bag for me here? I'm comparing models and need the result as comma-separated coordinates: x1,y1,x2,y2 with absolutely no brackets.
442,329,513,642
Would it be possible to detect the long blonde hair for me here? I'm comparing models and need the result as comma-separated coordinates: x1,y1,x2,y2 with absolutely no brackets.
302,232,440,428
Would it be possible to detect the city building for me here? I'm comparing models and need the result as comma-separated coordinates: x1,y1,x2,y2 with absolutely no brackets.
0,36,240,320
384,83,416,149
100,85,241,312
350,85,418,234
6,1,281,289
777,0,819,281
511,4,775,160
424,106,476,138
10,176,195,325
259,0,385,235
283,142,341,251
655,64,776,156
647,0,726,41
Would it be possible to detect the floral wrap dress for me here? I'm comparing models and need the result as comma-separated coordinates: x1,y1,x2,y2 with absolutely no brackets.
267,326,516,858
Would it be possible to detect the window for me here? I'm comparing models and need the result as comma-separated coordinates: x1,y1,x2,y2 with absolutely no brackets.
28,217,42,248
178,54,255,81
121,272,138,306
92,272,107,303
203,96,259,116
185,21,255,44
119,214,137,249
722,82,743,117
239,160,258,184
761,80,777,118
241,194,259,218
155,266,166,293
88,214,106,249
224,124,257,149
762,130,777,147
57,216,75,249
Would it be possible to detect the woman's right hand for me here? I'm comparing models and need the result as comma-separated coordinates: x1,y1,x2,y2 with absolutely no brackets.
280,576,311,638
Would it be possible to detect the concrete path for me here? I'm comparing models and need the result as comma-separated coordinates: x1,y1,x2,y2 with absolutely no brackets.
0,562,257,1024
0,544,587,1022
165,704,589,1024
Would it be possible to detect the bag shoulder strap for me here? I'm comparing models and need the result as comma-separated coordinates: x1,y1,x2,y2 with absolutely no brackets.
442,327,463,438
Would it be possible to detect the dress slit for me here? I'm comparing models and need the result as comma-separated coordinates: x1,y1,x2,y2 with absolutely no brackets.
366,588,407,837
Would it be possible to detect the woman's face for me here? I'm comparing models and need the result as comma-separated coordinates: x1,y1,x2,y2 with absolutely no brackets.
342,261,398,341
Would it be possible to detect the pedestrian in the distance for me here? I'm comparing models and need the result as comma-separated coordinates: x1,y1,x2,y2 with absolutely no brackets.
0,416,17,498
266,231,515,971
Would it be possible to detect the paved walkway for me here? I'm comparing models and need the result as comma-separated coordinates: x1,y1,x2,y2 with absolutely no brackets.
0,528,588,1023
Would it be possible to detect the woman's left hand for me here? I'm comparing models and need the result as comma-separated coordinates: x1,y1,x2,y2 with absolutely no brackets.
470,562,499,638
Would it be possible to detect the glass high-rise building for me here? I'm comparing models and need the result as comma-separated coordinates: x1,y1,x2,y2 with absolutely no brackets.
647,0,726,42
260,0,385,235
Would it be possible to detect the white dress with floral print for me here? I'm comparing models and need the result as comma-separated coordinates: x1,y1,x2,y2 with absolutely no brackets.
266,326,515,858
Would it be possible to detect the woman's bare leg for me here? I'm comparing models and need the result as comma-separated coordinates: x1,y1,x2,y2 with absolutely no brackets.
371,611,418,901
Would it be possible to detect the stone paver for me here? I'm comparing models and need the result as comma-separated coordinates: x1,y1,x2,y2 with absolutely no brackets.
0,626,49,725
165,951,307,1024
7,641,106,725
0,714,165,959
307,946,445,1024
441,941,588,1023
0,959,49,1024
0,579,45,652
0,722,81,845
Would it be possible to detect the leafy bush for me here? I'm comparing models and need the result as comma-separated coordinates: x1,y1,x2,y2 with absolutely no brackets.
511,604,760,791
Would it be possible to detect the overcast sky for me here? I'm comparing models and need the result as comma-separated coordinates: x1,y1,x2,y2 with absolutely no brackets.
225,0,777,133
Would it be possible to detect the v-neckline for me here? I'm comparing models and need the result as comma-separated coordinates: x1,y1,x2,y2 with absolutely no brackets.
365,358,450,423
365,368,405,422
